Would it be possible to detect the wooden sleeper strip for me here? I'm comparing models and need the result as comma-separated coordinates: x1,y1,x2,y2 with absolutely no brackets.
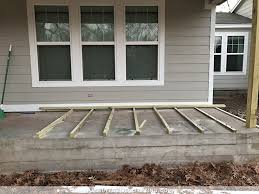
174,108,205,133
153,107,174,134
36,109,74,139
70,109,94,138
195,108,237,133
133,108,147,135
103,108,115,137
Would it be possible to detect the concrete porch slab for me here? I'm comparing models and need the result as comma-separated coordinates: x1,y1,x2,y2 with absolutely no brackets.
0,108,259,173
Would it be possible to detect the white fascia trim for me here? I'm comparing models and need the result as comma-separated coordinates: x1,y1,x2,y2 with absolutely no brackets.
216,24,252,29
231,0,243,13
3,102,213,112
208,6,216,104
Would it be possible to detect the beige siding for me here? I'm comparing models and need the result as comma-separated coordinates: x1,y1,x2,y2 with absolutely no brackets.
0,0,211,105
214,28,251,90
235,0,253,19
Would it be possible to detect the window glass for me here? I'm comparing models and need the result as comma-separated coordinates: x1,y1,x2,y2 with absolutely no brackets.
38,45,71,81
82,46,115,80
214,55,221,72
35,6,70,42
126,45,158,80
214,36,222,53
126,6,158,41
227,55,243,71
227,36,244,53
226,36,245,72
81,6,114,41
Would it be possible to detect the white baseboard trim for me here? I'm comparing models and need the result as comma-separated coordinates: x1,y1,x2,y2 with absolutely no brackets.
3,102,212,112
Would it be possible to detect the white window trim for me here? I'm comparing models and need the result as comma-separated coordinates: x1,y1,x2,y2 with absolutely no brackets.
27,0,165,87
214,32,249,76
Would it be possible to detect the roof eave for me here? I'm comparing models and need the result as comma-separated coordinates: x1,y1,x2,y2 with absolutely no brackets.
210,0,227,5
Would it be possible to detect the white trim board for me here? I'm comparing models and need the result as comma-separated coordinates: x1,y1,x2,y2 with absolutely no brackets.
216,24,252,29
3,102,213,112
26,0,165,87
208,6,216,104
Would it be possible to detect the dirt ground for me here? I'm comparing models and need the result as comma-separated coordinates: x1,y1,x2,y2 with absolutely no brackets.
214,92,259,122
1,92,259,186
1,162,259,186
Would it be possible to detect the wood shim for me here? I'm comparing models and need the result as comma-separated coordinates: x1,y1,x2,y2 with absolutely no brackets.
174,108,205,133
195,108,237,133
153,107,173,134
103,108,115,137
36,109,74,139
70,109,94,138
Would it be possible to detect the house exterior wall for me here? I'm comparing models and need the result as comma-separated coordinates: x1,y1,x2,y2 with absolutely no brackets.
235,0,253,19
0,0,213,110
214,28,251,90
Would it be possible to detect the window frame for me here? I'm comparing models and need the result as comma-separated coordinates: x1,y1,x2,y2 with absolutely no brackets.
214,32,249,76
27,0,165,87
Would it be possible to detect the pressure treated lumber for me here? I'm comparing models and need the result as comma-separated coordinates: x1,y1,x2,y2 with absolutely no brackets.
103,108,115,137
153,107,173,134
246,0,259,128
40,104,226,112
69,109,94,138
215,108,246,122
195,108,237,133
174,108,205,133
216,107,259,128
133,108,146,135
36,109,74,139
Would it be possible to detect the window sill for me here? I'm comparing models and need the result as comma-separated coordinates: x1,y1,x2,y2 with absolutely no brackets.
214,72,247,76
32,80,165,87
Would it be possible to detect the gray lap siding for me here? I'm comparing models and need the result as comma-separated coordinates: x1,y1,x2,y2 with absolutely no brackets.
0,0,212,105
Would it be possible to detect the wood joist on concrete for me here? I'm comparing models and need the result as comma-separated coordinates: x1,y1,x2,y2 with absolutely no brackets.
1,106,259,173
34,105,247,139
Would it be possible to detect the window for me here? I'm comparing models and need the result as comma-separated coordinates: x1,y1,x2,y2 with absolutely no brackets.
35,6,71,81
214,36,222,72
81,6,115,80
126,6,158,80
27,0,165,87
214,32,248,75
226,36,244,72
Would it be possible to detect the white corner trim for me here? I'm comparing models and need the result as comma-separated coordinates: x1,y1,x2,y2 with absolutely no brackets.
216,24,252,29
208,6,216,104
3,102,213,112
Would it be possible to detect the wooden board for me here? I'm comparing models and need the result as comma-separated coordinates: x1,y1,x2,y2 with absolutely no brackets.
246,0,259,128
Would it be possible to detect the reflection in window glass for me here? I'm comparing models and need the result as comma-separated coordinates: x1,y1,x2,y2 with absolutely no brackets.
81,6,114,41
227,36,244,53
214,36,222,53
126,6,158,41
126,45,158,80
35,6,70,42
